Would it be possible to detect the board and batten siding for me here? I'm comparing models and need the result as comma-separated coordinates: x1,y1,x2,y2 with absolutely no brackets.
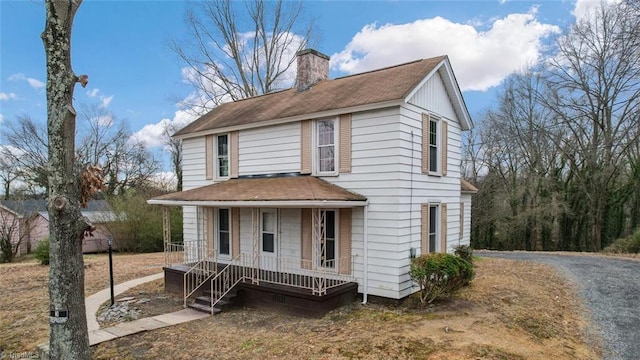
238,122,300,176
407,71,457,121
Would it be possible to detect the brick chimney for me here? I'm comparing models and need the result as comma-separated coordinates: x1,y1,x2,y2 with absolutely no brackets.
295,49,330,91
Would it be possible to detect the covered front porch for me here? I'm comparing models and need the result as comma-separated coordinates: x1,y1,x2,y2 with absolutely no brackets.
149,175,368,316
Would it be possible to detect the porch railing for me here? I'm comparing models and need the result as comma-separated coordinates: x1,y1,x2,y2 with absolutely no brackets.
210,254,247,314
255,255,356,295
177,252,357,310
183,249,217,307
164,242,184,267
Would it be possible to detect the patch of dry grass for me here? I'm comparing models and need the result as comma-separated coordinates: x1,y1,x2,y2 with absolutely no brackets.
0,252,164,352
92,256,601,360
0,253,601,358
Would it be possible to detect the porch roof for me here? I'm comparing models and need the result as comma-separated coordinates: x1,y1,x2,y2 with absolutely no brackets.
148,176,368,208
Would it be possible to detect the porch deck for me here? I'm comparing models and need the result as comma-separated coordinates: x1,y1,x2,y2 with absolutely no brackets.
164,263,358,317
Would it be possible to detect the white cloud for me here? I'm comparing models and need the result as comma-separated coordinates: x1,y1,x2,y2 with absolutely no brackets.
100,95,113,108
0,113,4,124
130,108,196,149
572,0,620,20
8,73,45,89
0,92,17,101
331,9,560,91
85,88,113,108
94,114,114,127
27,78,45,89
0,144,25,160
87,88,100,97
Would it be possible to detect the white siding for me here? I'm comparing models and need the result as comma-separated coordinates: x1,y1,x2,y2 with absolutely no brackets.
323,102,466,299
279,208,301,258
182,206,200,262
397,103,464,297
323,107,406,298
239,122,300,175
182,137,208,190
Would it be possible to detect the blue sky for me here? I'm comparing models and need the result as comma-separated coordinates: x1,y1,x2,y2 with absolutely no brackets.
0,0,596,172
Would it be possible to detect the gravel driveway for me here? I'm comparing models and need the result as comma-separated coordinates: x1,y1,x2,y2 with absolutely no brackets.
478,251,640,360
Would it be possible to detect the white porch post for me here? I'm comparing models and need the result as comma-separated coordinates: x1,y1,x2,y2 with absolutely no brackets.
312,208,327,295
251,207,260,284
162,206,171,267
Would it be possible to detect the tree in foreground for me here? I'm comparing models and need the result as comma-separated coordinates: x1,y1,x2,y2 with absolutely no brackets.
42,0,93,358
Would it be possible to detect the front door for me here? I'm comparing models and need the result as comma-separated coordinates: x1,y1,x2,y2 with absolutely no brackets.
260,209,278,271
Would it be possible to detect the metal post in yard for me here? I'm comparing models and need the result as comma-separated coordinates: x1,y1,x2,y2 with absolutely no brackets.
108,237,114,306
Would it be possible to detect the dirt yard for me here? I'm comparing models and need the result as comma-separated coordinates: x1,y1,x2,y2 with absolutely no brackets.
0,252,165,353
0,253,601,359
96,257,600,360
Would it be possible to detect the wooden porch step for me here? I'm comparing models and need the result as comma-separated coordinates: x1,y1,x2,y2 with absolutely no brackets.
195,296,230,308
188,302,222,314
188,288,241,314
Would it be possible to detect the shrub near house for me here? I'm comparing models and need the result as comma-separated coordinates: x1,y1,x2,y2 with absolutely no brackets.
409,252,474,304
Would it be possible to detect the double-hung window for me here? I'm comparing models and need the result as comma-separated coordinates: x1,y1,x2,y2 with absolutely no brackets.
422,113,448,176
262,210,276,254
428,204,438,253
321,210,337,268
217,208,230,256
429,119,438,173
316,118,337,174
216,134,229,178
422,203,446,254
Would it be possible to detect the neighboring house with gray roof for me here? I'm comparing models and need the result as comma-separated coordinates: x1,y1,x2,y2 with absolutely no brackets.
149,49,477,316
0,199,116,255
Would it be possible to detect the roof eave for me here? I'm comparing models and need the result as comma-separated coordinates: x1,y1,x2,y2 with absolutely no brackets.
147,199,369,208
174,99,404,140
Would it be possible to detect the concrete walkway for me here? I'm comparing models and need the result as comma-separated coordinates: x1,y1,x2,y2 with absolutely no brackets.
85,272,209,346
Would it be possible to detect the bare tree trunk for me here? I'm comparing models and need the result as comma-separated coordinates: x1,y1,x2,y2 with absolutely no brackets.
42,0,91,358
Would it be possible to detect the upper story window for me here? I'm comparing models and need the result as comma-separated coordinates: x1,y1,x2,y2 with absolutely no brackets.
301,114,351,176
217,134,229,178
422,113,448,176
316,118,337,174
429,119,438,173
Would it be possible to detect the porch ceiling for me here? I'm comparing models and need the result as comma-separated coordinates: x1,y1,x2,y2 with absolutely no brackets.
148,176,368,208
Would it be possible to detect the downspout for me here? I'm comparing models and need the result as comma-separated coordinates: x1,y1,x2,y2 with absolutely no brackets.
362,203,369,304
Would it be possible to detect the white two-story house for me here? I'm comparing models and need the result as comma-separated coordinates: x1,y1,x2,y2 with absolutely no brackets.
149,49,476,316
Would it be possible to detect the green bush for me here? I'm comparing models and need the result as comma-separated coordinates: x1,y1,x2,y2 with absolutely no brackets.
603,230,640,254
106,191,183,253
409,253,474,304
33,238,50,265
453,244,473,264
